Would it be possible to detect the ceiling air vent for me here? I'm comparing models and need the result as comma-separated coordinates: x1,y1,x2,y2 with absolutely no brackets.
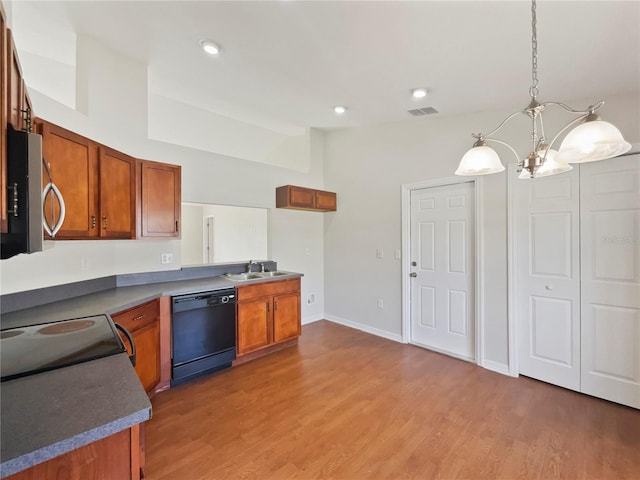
408,107,439,116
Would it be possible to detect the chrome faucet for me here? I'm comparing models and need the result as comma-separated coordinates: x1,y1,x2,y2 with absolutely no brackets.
246,260,257,273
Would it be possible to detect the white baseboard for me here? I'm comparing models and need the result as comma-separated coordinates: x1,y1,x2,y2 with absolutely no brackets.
302,314,325,325
324,314,403,343
481,359,513,377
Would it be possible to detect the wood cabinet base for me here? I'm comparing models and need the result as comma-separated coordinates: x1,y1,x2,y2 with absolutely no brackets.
233,337,298,366
6,424,143,480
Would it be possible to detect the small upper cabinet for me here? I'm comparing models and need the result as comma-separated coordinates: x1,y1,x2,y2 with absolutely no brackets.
139,160,181,238
275,185,337,212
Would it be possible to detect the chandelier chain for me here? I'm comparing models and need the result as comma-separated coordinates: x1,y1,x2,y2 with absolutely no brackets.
530,0,539,99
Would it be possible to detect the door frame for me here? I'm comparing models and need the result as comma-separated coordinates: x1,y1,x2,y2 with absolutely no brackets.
507,163,527,377
401,176,484,366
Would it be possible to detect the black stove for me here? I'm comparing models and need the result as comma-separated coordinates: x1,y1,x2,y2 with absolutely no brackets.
1,314,126,382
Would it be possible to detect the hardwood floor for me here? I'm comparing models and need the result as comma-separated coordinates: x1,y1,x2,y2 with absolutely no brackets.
145,320,640,479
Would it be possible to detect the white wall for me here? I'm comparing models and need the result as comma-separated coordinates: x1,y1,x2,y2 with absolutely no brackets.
322,92,640,369
0,8,327,323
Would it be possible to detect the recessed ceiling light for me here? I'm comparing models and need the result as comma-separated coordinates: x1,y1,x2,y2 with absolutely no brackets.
334,105,346,115
199,39,220,56
411,88,428,99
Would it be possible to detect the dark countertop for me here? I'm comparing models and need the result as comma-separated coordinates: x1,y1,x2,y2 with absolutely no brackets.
0,269,302,477
1,353,151,478
1,272,302,329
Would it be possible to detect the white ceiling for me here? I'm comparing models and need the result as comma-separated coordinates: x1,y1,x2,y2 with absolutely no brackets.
19,1,640,132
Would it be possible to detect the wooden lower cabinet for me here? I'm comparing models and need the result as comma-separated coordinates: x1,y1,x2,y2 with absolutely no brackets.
6,424,143,480
273,291,301,343
236,278,301,358
111,300,161,395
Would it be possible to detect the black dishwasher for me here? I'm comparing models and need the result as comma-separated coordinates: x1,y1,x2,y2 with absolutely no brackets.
171,288,236,387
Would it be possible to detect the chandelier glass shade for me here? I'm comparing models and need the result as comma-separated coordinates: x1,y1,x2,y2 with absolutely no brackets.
456,0,631,179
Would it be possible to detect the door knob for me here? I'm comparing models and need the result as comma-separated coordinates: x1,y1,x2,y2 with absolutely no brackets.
545,284,553,290
410,272,417,277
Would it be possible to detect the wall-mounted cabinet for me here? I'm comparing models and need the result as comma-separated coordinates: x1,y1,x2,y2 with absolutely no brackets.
1,7,8,234
1,9,33,234
39,121,136,239
276,185,337,212
138,160,181,238
36,120,181,240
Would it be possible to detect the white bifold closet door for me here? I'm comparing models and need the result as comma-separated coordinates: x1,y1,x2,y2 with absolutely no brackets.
515,154,639,409
580,156,640,408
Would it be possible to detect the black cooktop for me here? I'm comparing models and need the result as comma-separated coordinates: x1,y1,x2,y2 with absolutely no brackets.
1,314,126,382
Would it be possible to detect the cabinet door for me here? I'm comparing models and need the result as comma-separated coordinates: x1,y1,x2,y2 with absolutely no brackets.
7,33,24,131
1,10,8,233
140,160,181,238
273,292,301,343
99,147,136,238
288,186,315,208
6,428,135,480
42,122,99,238
237,298,271,355
129,321,161,394
315,190,337,211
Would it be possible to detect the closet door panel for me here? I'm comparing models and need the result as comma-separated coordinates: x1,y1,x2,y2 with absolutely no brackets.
580,155,640,409
515,168,581,391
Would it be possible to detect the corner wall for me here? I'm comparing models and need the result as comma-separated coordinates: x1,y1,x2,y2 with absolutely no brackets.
322,91,640,370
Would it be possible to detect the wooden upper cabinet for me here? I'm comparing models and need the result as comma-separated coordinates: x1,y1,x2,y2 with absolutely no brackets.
40,121,136,239
139,160,181,238
99,147,136,238
276,185,337,212
1,6,8,234
41,122,99,238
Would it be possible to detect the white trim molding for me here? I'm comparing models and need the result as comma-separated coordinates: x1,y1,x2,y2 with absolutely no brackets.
324,314,404,343
482,359,511,376
506,163,520,377
302,314,326,325
400,176,487,370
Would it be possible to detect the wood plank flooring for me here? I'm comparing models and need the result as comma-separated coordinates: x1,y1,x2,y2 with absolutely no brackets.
145,320,640,479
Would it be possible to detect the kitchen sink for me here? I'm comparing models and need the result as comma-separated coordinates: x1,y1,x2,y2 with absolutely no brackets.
254,271,289,278
224,273,263,281
224,271,290,282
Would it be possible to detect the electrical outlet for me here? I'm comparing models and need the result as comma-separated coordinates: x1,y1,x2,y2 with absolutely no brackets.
394,249,401,260
307,293,316,305
80,257,89,271
376,248,384,259
377,298,384,309
161,253,173,264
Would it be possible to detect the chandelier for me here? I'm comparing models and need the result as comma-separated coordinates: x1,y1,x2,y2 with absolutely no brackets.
455,0,631,179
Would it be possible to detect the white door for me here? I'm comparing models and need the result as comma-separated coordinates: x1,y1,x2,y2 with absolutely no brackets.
515,168,581,391
580,155,640,408
410,182,475,361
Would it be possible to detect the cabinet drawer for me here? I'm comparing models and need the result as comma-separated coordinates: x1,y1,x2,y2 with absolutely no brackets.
111,299,159,333
237,278,300,301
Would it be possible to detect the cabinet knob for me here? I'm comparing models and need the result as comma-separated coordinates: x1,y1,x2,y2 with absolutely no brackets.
91,215,96,229
103,216,108,230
